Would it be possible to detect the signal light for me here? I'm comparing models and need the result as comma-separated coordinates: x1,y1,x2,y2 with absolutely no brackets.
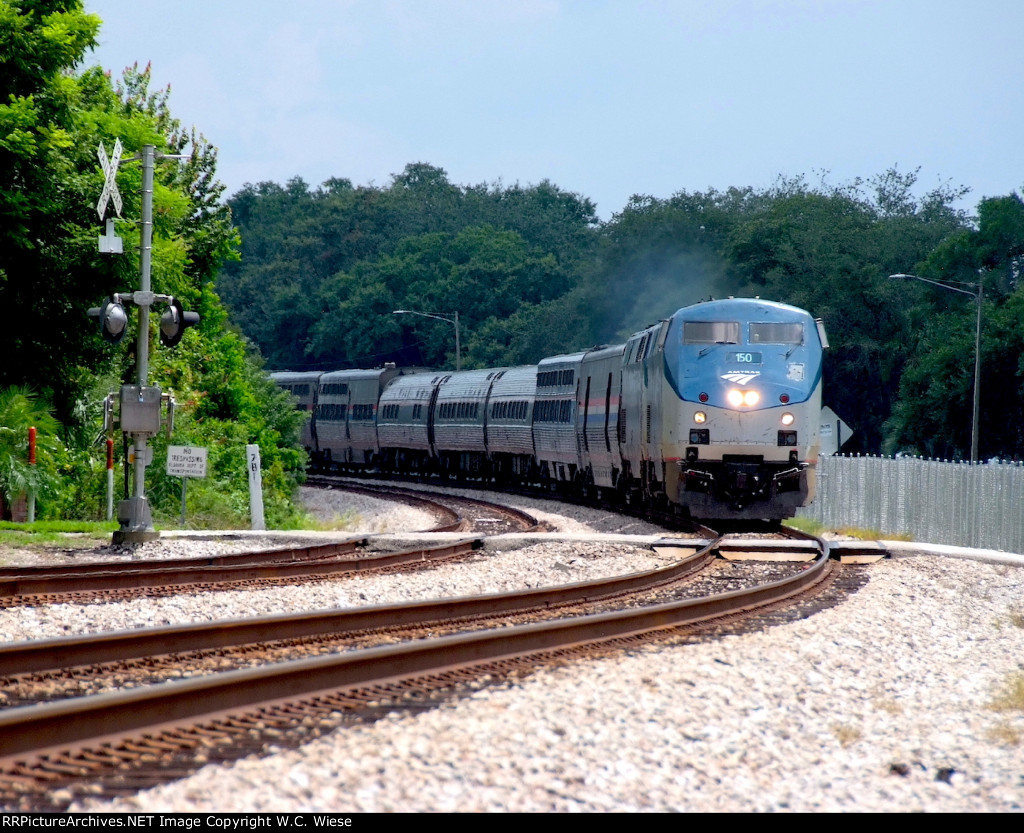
159,297,200,347
87,296,129,343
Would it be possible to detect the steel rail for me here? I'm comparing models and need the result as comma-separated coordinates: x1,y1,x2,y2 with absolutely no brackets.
0,539,712,677
0,537,364,580
0,539,477,601
0,539,831,765
307,476,542,532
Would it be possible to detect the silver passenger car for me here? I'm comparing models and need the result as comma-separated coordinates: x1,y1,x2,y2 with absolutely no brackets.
377,372,446,470
316,367,405,468
486,365,537,478
533,352,585,483
576,344,626,491
434,369,509,475
270,371,321,453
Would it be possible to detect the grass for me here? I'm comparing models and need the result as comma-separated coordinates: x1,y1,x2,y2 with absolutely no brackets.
987,722,1022,747
988,673,1024,713
785,517,913,541
831,723,863,747
0,519,118,547
291,509,363,532
986,674,1024,747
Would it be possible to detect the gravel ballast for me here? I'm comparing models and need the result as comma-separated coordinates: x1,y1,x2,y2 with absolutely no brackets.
3,487,1022,812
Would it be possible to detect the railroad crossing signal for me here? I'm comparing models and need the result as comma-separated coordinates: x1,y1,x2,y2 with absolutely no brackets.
87,295,129,343
96,138,123,220
159,297,201,347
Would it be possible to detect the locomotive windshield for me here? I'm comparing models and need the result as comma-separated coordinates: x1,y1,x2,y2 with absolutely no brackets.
749,322,803,345
683,321,740,344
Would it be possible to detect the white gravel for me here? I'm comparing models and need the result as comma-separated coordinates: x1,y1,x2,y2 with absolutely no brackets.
3,487,1023,812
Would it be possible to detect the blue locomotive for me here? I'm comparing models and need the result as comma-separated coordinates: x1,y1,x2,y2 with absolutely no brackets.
273,298,827,520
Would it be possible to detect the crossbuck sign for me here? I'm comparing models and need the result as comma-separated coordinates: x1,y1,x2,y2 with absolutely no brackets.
96,138,123,220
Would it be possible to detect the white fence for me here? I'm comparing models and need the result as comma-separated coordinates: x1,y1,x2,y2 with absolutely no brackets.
797,455,1024,553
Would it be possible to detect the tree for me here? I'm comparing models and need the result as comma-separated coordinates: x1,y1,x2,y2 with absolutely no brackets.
886,193,1024,459
218,167,599,369
0,386,62,518
0,1,107,421
0,1,306,525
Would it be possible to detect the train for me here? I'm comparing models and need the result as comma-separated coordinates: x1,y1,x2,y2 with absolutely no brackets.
272,298,828,520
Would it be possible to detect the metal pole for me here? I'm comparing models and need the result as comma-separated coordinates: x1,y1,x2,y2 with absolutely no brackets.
890,273,983,463
106,438,114,521
454,311,461,371
133,143,153,518
971,279,982,463
138,145,153,383
393,310,462,371
114,145,158,543
27,427,35,523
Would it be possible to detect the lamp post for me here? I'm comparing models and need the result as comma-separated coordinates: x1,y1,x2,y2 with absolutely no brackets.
392,309,461,371
890,273,983,462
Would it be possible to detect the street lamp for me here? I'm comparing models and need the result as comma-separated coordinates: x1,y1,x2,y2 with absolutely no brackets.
392,309,461,371
890,273,983,462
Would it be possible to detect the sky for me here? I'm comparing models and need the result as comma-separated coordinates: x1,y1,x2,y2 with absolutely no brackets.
83,0,1023,219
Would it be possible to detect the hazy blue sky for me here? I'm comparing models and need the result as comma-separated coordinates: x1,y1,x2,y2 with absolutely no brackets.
84,0,1022,218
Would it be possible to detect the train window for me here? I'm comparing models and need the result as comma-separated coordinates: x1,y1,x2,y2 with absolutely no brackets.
683,321,740,344
750,322,803,344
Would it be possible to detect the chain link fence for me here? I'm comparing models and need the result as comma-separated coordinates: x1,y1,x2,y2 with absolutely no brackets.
797,455,1024,553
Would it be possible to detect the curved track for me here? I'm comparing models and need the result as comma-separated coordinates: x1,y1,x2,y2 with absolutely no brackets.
0,532,842,810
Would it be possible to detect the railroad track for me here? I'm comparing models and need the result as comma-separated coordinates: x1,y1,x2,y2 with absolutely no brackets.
0,538,487,607
0,531,850,810
0,483,551,607
305,475,546,534
0,537,712,705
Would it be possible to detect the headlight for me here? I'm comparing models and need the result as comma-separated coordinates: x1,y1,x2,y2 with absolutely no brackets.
694,411,707,424
781,412,795,426
727,389,760,407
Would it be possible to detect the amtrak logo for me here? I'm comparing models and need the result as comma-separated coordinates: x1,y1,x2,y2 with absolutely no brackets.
721,371,760,385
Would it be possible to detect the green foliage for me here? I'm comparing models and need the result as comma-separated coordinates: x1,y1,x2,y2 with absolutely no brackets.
223,161,1024,458
0,386,63,514
220,164,598,370
0,1,306,527
885,194,1024,459
146,328,307,528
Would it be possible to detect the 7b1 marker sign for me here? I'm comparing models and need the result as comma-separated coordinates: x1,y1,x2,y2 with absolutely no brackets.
166,446,208,478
